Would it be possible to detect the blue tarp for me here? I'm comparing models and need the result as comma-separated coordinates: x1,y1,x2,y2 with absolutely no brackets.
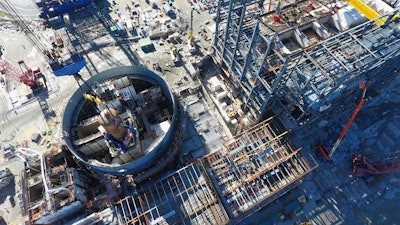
52,57,86,76
37,0,92,18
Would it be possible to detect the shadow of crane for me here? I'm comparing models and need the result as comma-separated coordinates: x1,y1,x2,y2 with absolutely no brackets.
30,74,56,128
94,5,144,66
63,3,144,76
32,88,52,120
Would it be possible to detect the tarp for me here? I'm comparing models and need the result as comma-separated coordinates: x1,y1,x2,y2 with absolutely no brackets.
139,38,155,53
139,37,153,48
360,0,395,16
331,4,367,31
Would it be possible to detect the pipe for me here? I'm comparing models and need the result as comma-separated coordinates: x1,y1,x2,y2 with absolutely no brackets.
16,148,68,212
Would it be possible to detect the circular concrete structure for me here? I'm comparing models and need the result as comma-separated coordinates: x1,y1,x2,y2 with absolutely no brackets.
62,66,178,176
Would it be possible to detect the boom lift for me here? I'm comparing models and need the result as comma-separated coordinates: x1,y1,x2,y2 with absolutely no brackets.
315,81,367,160
170,45,180,64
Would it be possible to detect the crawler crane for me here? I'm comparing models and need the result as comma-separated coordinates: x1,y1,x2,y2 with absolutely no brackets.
0,59,44,91
352,154,400,177
0,0,87,121
0,0,86,77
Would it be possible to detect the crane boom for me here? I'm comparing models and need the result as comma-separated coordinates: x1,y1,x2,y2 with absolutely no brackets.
328,82,367,158
0,0,48,53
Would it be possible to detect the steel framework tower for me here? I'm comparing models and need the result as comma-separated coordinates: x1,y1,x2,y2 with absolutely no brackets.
213,0,400,128
214,0,290,120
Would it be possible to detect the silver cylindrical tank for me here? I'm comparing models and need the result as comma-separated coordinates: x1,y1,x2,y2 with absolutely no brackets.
98,108,126,141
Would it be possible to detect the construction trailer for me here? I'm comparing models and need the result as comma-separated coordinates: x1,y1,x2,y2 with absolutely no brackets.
202,118,318,220
213,0,400,128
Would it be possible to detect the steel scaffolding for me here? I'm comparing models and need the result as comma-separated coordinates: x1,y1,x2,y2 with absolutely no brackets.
202,118,318,218
116,164,229,225
214,0,289,118
213,0,400,127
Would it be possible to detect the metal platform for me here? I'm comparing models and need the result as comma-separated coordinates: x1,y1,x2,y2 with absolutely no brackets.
116,163,229,225
213,0,400,127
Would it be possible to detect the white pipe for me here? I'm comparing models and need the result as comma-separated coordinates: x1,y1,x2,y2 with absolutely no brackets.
16,148,68,212
72,213,101,225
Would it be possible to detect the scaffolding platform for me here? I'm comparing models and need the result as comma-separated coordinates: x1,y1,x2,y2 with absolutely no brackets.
116,163,229,225
202,118,318,218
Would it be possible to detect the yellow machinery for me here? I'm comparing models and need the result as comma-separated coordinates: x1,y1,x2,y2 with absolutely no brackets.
299,222,312,225
346,0,398,26
170,45,180,63
83,93,103,104
188,9,196,54
189,30,195,53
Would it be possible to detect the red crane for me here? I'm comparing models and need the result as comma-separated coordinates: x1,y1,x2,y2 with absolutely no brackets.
328,81,367,158
352,154,400,177
314,81,367,160
0,60,41,90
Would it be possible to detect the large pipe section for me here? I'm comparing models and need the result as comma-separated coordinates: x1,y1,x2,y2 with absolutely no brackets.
16,148,69,212
98,108,126,141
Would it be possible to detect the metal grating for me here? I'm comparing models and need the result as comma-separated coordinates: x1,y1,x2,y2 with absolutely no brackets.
203,118,318,217
213,0,400,124
116,164,229,225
